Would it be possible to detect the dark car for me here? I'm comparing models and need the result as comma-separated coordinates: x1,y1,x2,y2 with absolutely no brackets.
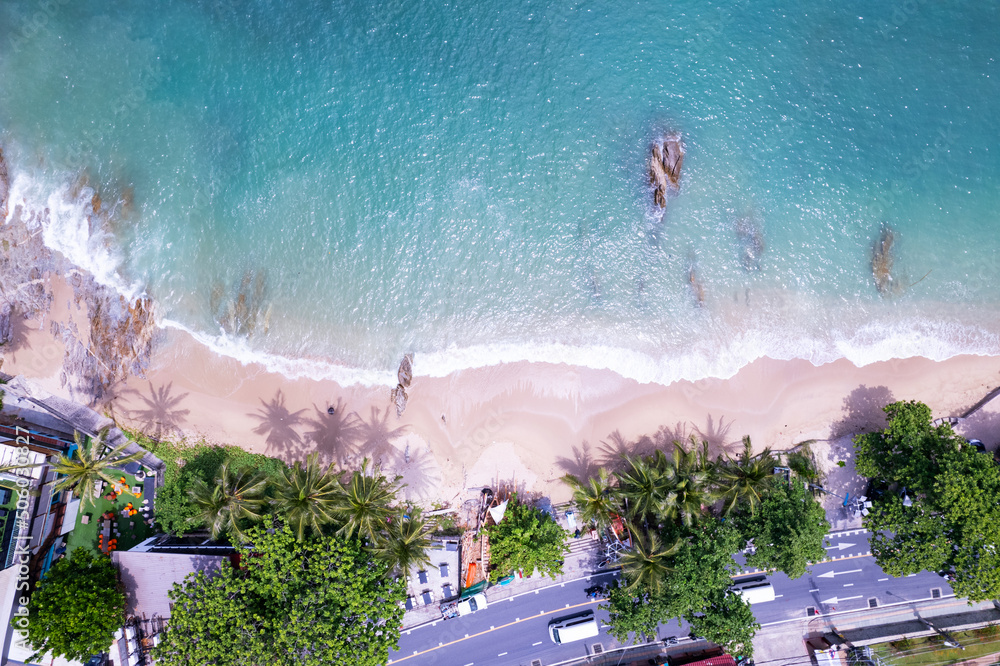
968,439,987,453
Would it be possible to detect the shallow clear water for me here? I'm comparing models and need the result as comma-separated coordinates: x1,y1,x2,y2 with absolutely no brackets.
2,0,999,385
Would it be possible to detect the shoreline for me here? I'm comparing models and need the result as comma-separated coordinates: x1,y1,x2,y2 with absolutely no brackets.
4,272,1000,508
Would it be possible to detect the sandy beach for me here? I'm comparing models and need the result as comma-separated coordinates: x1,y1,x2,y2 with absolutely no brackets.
5,270,1000,510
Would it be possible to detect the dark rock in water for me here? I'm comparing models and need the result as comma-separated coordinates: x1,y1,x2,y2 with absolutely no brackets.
0,302,12,346
734,217,765,271
391,384,408,417
872,225,895,295
647,132,685,209
663,133,685,189
0,148,9,219
397,353,413,388
649,143,669,209
688,265,705,307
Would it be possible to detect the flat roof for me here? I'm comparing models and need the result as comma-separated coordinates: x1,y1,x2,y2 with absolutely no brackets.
113,551,228,621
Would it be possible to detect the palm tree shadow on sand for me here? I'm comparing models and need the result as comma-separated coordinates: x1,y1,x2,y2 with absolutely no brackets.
356,406,408,466
126,381,191,442
385,444,442,502
249,389,306,457
556,441,601,481
693,414,740,460
303,399,362,468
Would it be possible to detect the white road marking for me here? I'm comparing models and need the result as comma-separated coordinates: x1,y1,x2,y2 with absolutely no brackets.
878,578,889,582
498,652,508,657
809,588,819,592
821,595,863,604
824,542,856,551
843,583,854,587
532,641,543,646
818,568,863,579
907,574,918,577
775,594,784,598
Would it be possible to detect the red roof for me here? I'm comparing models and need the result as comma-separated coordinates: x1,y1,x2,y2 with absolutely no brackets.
682,657,736,666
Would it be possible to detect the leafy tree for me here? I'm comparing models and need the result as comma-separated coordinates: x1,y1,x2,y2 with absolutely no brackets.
51,428,144,508
686,589,758,659
486,496,569,583
855,400,1000,600
604,520,757,657
738,479,830,579
334,459,398,543
188,460,268,541
22,549,126,662
154,522,405,666
272,453,342,541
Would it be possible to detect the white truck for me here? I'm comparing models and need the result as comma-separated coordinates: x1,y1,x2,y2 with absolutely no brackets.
440,593,488,620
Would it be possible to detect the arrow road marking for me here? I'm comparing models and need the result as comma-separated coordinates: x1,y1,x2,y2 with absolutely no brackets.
817,568,863,579
821,595,863,605
824,542,856,551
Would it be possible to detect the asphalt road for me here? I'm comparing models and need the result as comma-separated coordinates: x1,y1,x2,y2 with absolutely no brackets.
388,529,955,666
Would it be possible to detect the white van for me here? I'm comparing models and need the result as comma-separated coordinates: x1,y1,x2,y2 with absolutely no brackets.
548,612,600,644
730,579,776,604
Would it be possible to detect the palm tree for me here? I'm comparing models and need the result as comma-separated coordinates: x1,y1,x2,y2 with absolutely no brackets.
334,458,399,543
615,454,663,528
716,436,776,516
376,507,435,575
658,442,714,528
51,428,145,508
619,530,682,594
188,460,269,541
272,453,343,541
562,468,618,531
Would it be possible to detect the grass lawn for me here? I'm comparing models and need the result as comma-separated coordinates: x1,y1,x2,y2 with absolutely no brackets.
64,472,155,555
871,627,1000,665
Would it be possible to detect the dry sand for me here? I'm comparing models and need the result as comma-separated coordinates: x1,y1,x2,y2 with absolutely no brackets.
4,272,1000,507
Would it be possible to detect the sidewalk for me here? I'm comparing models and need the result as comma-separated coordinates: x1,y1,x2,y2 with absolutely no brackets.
400,508,601,630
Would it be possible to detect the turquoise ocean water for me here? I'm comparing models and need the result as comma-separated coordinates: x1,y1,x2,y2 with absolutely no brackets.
1,0,998,386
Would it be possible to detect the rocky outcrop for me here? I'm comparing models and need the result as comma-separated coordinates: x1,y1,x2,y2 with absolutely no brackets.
0,147,9,220
734,217,765,271
0,302,12,346
648,133,685,208
872,226,895,295
397,353,413,388
391,354,413,416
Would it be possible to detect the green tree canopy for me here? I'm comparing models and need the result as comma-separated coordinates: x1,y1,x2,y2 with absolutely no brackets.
153,522,405,666
22,549,126,663
603,520,758,657
738,478,830,579
855,400,1000,600
486,496,569,583
150,441,286,537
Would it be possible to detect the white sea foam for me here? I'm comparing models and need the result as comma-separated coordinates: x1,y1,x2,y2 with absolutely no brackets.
162,313,1000,390
4,170,143,299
